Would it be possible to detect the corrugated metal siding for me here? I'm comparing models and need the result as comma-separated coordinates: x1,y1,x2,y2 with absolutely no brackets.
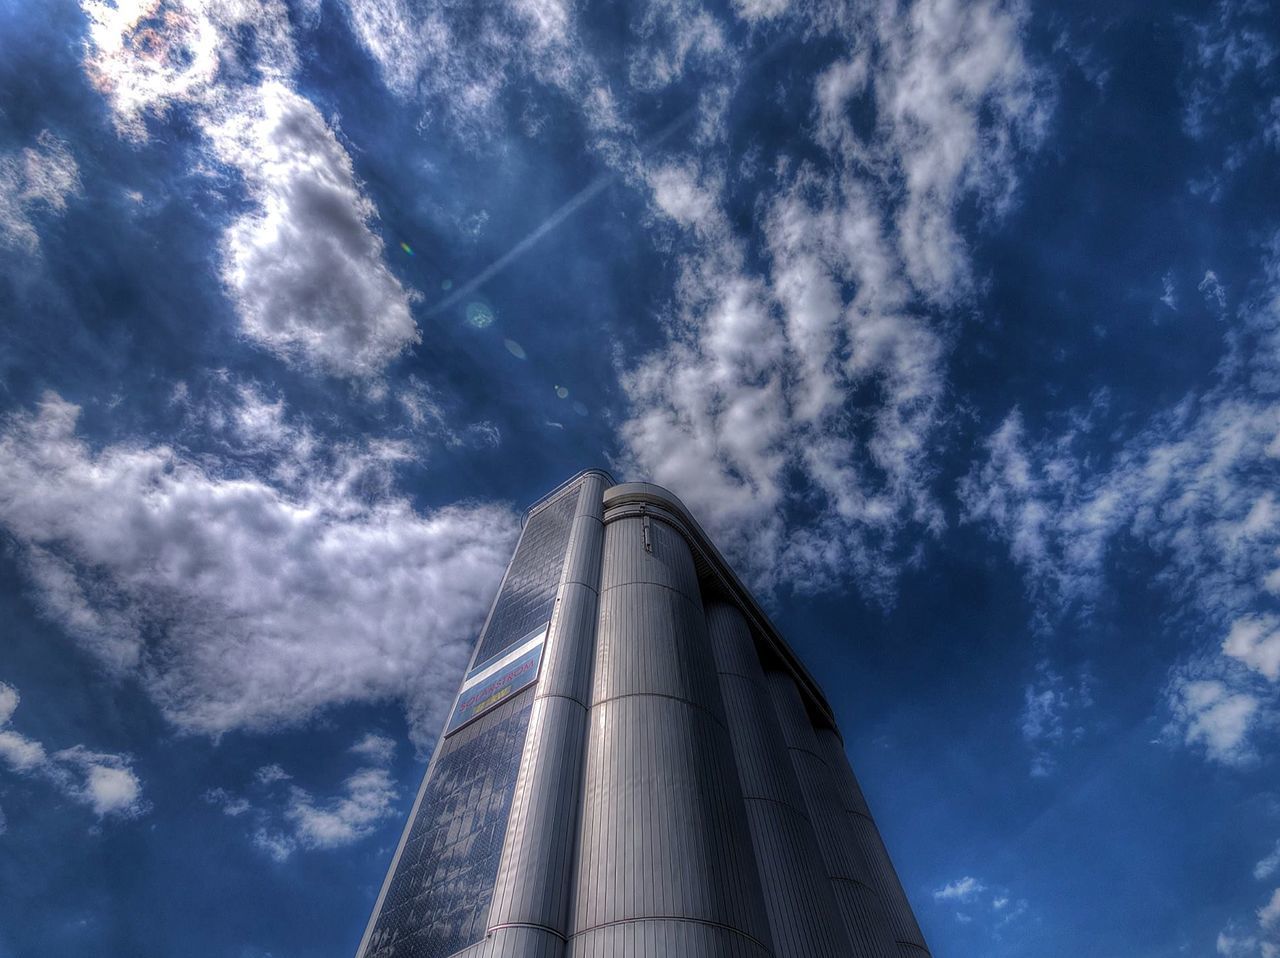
706,602,852,958
598,511,701,604
815,730,930,957
765,673,898,958
570,516,770,953
568,919,772,958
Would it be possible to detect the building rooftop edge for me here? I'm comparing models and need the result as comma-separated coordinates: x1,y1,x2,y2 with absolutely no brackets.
600,480,837,731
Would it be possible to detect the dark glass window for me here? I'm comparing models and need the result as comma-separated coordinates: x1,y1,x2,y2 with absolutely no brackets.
471,486,578,666
362,696,533,958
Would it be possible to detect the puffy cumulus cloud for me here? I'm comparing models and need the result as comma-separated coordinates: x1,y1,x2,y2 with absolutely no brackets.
963,234,1280,763
79,0,420,378
0,682,146,819
1169,677,1260,766
210,82,420,376
0,131,81,255
618,0,1045,600
0,391,517,744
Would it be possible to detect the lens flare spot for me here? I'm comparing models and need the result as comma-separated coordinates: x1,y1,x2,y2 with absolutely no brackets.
465,301,495,329
555,385,569,399
441,279,453,291
504,339,526,359
572,400,588,417
399,242,414,256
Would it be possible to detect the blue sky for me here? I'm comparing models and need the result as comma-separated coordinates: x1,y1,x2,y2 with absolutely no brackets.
1,0,1278,955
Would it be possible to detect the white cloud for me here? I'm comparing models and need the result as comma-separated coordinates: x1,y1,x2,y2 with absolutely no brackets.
1020,662,1092,777
210,83,420,376
337,0,596,141
286,766,397,850
816,0,1051,301
0,392,517,744
204,787,252,817
0,130,80,254
255,764,292,786
934,876,987,903
80,0,420,378
1257,842,1280,882
1263,889,1280,930
0,682,146,819
932,874,1027,929
1162,271,1178,310
211,734,399,860
1202,270,1229,311
1169,676,1259,765
963,233,1280,762
1225,615,1280,680
350,733,396,765
619,0,1046,600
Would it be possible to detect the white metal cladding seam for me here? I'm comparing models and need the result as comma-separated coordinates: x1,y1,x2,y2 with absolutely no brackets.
569,515,772,954
814,729,930,956
567,918,773,958
764,672,899,958
486,473,607,954
705,601,853,958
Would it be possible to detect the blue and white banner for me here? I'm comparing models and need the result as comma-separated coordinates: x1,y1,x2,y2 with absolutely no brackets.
444,625,547,736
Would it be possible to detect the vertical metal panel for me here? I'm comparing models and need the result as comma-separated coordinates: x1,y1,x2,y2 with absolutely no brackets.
598,510,701,604
815,730,931,958
487,473,606,955
706,602,852,958
765,673,898,958
570,515,770,954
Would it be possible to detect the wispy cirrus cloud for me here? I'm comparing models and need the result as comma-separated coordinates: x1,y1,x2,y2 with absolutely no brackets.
205,734,399,861
0,130,80,255
962,231,1280,764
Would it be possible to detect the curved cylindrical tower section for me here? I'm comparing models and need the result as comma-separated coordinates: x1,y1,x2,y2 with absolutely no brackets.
766,672,899,958
705,601,852,958
484,472,607,955
569,510,772,957
816,730,931,958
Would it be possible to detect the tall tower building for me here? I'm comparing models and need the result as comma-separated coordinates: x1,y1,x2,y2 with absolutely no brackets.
355,471,930,958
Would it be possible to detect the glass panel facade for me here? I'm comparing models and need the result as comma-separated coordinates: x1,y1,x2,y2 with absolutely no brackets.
360,483,582,958
471,485,579,667
361,696,533,958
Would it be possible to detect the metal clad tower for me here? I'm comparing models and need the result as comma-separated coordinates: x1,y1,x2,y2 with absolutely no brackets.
356,472,932,958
